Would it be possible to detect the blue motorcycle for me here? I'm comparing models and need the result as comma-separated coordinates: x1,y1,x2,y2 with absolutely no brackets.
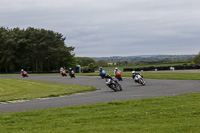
100,70,106,79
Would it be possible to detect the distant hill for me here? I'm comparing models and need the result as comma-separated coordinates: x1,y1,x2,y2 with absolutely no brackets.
90,55,195,63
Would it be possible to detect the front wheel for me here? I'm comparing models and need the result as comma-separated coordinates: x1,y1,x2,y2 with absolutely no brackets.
109,84,117,91
140,79,145,86
115,81,122,91
116,84,122,91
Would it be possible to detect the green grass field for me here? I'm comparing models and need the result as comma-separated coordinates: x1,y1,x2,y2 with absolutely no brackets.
1,70,200,80
0,69,200,132
0,93,200,132
101,62,184,72
123,72,200,80
75,71,200,81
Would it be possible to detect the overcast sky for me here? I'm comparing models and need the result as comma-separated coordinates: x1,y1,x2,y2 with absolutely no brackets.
1,0,200,57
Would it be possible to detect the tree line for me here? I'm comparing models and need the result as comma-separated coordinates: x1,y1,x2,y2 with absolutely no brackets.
1,26,199,73
193,51,200,64
76,52,200,69
0,27,76,73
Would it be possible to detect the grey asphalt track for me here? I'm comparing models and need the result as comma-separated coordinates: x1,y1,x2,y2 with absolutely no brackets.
0,75,200,113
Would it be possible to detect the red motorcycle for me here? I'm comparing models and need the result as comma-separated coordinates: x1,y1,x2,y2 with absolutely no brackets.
21,71,28,77
115,72,122,81
61,70,67,77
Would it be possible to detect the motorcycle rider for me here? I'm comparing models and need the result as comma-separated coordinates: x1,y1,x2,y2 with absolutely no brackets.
99,67,103,73
105,74,113,80
69,68,73,74
105,74,122,91
99,67,106,78
21,69,27,75
132,71,143,83
60,67,64,73
114,67,121,77
68,67,75,78
60,67,67,77
105,74,113,84
21,69,24,74
21,68,28,77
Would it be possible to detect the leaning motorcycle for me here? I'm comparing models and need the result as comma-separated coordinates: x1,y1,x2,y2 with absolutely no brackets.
100,70,106,79
21,71,28,77
135,75,145,86
61,70,67,77
115,72,122,81
69,70,75,78
106,78,122,91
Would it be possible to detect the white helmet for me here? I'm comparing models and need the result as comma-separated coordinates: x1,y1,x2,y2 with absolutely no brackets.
115,67,118,70
132,71,135,74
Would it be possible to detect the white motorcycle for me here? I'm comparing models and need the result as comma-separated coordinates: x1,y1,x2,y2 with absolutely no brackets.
132,71,145,86
135,74,145,86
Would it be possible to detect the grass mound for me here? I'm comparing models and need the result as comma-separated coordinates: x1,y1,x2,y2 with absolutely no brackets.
0,78,96,102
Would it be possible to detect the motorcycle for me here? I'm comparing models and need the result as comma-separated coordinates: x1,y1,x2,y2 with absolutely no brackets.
106,78,122,91
115,72,122,81
99,70,106,79
135,75,145,86
69,70,75,78
21,71,28,77
61,70,67,77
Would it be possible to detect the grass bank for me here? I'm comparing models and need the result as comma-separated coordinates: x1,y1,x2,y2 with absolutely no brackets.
0,78,96,103
0,93,200,132
122,72,200,80
76,72,200,80
1,71,200,80
101,63,184,72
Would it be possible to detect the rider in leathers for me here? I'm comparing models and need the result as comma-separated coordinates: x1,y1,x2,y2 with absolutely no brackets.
132,71,143,83
114,67,121,78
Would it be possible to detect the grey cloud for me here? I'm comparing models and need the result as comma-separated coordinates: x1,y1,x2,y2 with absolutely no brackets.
0,0,200,57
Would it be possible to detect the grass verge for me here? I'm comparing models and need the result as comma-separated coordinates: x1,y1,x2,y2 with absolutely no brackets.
0,78,96,103
0,93,200,132
1,71,200,80
77,72,200,80
122,72,200,80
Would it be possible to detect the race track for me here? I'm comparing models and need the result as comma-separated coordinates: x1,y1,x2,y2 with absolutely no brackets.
0,75,200,113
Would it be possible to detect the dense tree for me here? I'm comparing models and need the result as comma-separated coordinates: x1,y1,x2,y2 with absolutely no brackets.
0,27,76,73
95,60,108,67
193,51,200,64
88,63,98,69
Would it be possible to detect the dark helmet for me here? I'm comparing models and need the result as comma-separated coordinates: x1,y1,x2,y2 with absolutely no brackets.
105,74,110,78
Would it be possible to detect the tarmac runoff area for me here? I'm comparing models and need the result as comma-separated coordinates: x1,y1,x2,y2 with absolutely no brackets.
0,75,200,113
